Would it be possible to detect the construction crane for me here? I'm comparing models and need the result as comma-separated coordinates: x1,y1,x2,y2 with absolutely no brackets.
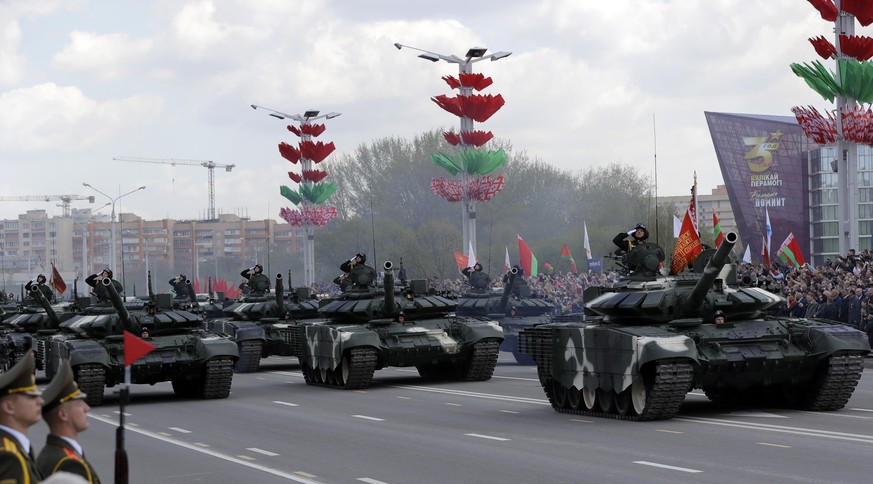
0,195,95,217
113,156,236,220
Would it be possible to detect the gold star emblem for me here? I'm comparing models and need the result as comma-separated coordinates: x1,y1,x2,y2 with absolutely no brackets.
770,130,784,140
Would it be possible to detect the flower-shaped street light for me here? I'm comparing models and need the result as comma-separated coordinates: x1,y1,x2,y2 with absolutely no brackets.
395,43,511,258
252,105,342,286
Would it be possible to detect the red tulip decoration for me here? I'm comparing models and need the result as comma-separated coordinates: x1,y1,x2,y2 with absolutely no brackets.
278,120,338,227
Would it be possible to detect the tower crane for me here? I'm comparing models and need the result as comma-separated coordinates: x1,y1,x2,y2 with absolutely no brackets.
0,195,95,217
113,156,236,220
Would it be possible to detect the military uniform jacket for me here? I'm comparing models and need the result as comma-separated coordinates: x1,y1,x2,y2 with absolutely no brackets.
0,428,42,484
36,434,100,483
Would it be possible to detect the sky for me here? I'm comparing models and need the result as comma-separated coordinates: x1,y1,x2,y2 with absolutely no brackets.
0,0,835,222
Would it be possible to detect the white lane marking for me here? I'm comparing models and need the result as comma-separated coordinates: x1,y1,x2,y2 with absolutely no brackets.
677,417,873,444
88,414,325,483
850,408,873,413
500,410,519,414
721,411,788,418
112,411,133,416
445,403,461,407
273,401,299,407
392,368,538,381
466,433,510,441
247,448,280,456
358,479,390,484
194,442,209,448
634,461,702,474
391,385,549,405
238,455,256,461
396,396,411,400
353,415,385,422
169,427,191,433
757,442,791,448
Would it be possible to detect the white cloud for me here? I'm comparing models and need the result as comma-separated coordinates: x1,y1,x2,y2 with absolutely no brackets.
52,31,155,81
0,18,25,86
0,83,165,152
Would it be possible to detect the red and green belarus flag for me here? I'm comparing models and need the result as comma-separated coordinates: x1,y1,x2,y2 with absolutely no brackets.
517,234,538,277
713,212,725,248
560,244,577,273
776,232,805,268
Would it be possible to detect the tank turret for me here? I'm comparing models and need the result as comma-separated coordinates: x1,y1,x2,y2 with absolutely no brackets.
682,231,737,314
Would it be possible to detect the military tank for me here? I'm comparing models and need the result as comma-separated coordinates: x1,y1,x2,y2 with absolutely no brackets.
520,232,871,420
45,274,238,406
0,283,85,372
456,267,554,364
204,273,319,373
297,260,504,389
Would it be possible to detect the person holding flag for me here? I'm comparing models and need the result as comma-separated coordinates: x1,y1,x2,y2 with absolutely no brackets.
37,359,101,483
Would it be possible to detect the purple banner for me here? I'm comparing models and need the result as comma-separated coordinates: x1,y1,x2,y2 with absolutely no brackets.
705,112,809,264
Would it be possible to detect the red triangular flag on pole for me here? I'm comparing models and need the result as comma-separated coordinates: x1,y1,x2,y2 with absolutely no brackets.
453,252,469,270
123,330,156,367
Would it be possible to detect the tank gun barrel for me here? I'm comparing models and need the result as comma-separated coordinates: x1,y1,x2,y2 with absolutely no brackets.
275,273,285,316
498,267,519,314
147,270,154,300
383,261,395,315
684,231,738,313
29,285,60,329
102,277,132,330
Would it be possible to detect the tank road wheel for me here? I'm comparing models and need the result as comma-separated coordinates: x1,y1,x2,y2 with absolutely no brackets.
614,386,634,416
233,340,263,373
630,377,649,415
200,358,233,399
552,380,568,409
74,364,105,407
301,361,316,386
567,386,583,410
596,388,615,413
582,387,597,411
340,348,377,390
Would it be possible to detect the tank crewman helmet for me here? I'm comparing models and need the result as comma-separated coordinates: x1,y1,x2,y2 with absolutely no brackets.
713,309,725,318
41,359,86,414
179,274,187,281
633,223,650,241
0,350,41,397
356,253,367,263
36,274,47,284
253,264,263,273
101,268,113,278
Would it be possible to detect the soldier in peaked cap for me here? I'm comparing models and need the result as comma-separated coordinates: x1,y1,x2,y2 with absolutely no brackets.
0,349,44,483
37,359,100,483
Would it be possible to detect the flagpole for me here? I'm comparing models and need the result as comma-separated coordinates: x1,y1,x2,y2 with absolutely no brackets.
115,366,130,484
653,113,659,246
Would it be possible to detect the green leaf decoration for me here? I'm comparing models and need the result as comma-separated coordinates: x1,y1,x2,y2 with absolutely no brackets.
280,185,302,206
458,149,507,176
431,152,462,176
298,182,337,205
791,59,873,104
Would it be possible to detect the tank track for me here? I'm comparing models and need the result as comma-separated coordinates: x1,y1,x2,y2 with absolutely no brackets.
76,364,106,407
233,340,263,373
542,360,692,421
201,358,234,399
803,354,864,411
460,338,501,381
302,347,377,390
35,339,46,371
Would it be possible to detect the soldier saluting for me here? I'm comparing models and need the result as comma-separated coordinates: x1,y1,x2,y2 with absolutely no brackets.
0,350,44,483
25,274,53,304
240,264,270,295
37,359,101,483
85,268,124,303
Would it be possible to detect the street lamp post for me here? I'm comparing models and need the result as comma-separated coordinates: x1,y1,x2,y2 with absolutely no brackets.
251,105,342,287
394,43,511,258
82,183,145,282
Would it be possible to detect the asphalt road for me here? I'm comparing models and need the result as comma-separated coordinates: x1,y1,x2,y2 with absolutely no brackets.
29,354,873,483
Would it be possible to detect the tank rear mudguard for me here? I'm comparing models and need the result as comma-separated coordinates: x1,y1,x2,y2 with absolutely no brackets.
301,323,381,371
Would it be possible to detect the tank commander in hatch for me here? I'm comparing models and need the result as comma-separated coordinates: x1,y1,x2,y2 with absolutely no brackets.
613,223,649,254
169,274,190,300
240,264,270,295
84,268,123,303
713,310,726,326
25,273,54,304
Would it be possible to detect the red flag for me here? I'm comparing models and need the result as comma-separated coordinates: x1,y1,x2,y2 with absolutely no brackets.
670,207,703,275
517,235,538,277
762,235,771,269
453,252,469,270
50,264,67,294
123,331,156,367
776,232,805,267
713,212,725,248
